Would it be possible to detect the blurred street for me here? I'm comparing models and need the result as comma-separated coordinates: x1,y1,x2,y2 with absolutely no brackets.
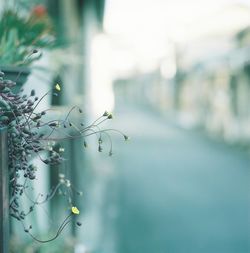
111,105,250,253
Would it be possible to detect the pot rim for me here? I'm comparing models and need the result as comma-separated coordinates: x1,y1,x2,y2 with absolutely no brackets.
0,65,31,74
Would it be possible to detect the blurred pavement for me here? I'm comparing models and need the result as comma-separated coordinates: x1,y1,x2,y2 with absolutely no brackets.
110,105,250,253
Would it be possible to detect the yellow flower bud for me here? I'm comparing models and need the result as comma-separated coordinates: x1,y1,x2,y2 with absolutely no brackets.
55,83,61,91
71,206,80,215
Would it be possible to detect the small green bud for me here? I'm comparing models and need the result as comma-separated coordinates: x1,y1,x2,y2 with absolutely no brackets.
98,145,103,152
124,135,129,141
107,113,113,119
83,141,88,148
103,111,109,116
76,221,82,226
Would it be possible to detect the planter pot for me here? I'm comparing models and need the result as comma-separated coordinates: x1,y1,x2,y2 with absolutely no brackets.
0,66,31,94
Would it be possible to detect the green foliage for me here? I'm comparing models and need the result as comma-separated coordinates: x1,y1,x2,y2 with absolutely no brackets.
0,9,58,66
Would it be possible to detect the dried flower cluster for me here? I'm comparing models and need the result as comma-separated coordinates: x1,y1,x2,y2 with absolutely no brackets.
0,70,128,242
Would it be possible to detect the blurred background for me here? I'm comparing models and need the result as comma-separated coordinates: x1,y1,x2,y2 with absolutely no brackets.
1,0,250,252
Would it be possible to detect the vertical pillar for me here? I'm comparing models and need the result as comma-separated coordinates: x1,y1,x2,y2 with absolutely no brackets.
0,128,9,253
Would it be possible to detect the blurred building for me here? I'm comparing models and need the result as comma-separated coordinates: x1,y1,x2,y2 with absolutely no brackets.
114,3,250,145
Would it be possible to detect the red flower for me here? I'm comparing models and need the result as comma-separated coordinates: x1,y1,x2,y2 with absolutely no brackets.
32,5,47,18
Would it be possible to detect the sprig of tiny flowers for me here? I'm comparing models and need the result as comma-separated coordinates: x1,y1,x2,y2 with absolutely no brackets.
0,72,128,242
23,206,81,243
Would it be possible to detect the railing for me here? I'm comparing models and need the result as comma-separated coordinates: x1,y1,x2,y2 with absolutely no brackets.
0,128,9,253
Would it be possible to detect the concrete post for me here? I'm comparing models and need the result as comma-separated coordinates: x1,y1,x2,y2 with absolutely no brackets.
0,128,9,253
